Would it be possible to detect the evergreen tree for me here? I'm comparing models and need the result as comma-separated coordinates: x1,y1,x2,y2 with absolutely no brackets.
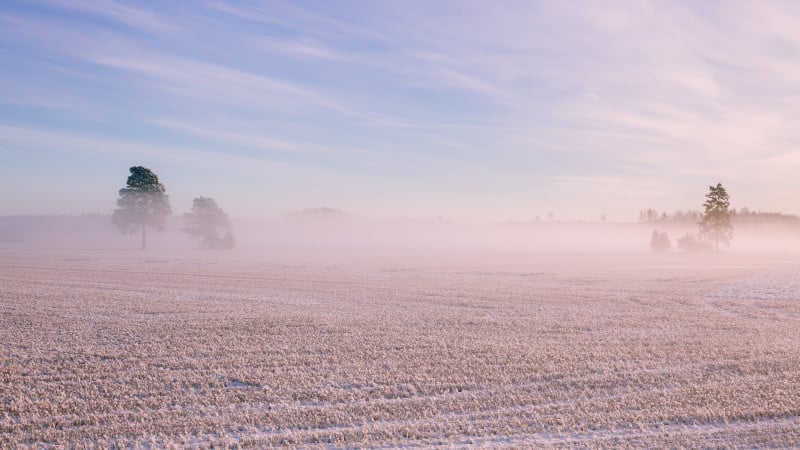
112,166,171,249
182,197,234,249
699,183,733,251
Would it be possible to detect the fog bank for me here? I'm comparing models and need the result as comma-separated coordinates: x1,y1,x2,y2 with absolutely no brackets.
3,215,799,265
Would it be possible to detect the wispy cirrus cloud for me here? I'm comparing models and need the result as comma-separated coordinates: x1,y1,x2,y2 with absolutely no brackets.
209,1,390,42
256,37,339,60
149,118,381,161
4,0,800,219
0,123,287,171
88,54,333,109
35,0,176,32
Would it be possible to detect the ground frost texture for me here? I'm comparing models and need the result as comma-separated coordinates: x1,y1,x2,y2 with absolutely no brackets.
1,251,800,448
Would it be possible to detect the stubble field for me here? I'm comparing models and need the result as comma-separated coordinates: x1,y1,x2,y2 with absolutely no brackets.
2,249,800,448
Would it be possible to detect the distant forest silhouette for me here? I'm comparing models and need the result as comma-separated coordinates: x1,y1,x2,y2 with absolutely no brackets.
638,208,800,227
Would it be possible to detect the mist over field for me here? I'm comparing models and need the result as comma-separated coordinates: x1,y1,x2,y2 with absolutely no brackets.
4,0,800,447
3,212,800,258
4,213,800,447
3,222,800,447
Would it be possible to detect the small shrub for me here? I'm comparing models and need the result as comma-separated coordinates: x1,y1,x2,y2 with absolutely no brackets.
677,232,713,253
650,230,671,253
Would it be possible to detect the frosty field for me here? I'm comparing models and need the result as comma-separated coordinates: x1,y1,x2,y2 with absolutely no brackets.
2,249,800,448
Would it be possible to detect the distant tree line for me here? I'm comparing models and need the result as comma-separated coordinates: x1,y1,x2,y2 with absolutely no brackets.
639,207,800,227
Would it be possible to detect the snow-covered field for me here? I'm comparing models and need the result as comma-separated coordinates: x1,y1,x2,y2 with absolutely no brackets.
2,250,799,448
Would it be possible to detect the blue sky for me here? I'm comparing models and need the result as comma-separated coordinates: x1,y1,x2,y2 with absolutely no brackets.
1,1,800,221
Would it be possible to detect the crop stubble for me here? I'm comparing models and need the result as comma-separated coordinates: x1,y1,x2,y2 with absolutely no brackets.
1,251,799,448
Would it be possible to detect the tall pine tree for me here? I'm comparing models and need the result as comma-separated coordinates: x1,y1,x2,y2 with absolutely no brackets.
699,183,733,251
112,166,171,249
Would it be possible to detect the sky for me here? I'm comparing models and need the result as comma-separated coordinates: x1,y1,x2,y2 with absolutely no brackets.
1,0,799,222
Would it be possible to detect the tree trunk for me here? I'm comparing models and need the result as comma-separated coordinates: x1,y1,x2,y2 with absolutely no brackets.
141,225,147,250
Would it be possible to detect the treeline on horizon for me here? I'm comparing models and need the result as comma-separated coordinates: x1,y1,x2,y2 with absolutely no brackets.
638,208,800,227
3,207,800,226
3,209,800,237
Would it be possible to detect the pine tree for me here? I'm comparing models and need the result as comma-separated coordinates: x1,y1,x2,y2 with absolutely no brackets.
181,197,234,249
699,183,733,251
112,166,171,249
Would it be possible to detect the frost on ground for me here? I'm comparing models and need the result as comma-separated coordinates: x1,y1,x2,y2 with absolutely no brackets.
1,250,799,448
711,266,800,301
